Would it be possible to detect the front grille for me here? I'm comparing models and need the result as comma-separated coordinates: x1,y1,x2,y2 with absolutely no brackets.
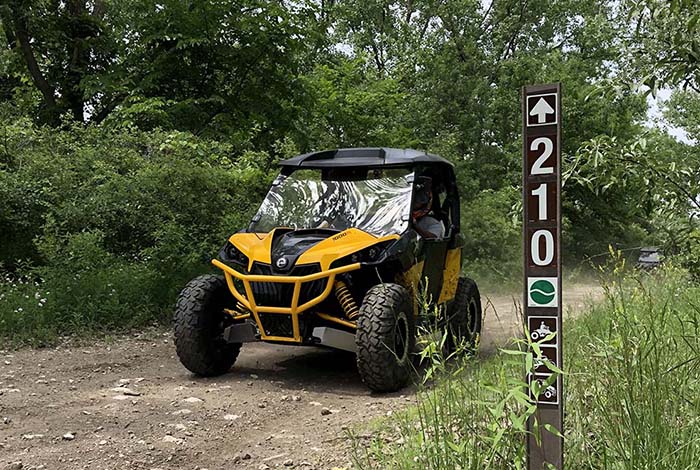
249,263,326,308
258,313,294,337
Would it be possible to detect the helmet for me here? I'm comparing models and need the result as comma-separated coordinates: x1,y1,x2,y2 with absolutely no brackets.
412,176,433,219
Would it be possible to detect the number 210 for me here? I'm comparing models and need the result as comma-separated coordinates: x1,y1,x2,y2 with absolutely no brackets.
528,135,555,266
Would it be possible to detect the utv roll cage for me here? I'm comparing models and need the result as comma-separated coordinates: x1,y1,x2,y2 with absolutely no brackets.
277,147,462,244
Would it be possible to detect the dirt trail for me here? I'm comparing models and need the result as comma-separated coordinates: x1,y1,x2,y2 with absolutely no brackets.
0,285,600,470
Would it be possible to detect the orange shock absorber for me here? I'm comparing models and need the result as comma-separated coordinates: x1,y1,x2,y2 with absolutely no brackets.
334,280,359,320
225,301,250,319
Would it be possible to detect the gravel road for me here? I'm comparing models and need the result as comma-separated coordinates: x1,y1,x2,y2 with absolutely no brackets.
0,285,600,470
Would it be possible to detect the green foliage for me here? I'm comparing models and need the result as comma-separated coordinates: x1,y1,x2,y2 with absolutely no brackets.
461,188,521,284
351,355,531,469
0,118,275,343
0,0,698,341
351,295,533,469
565,132,700,257
680,229,700,280
666,90,700,138
623,0,700,92
566,267,700,467
319,0,651,263
41,232,160,329
352,267,700,469
0,0,322,145
300,58,418,149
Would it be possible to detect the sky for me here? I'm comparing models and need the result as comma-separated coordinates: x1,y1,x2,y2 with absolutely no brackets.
646,88,694,144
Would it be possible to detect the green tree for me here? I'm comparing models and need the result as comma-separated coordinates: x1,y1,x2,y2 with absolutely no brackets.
622,0,700,92
0,0,322,146
567,131,700,255
0,0,117,124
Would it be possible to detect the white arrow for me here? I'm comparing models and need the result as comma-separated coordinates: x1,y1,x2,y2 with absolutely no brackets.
529,97,555,123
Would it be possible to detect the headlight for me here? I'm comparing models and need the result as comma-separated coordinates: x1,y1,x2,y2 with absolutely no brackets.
219,241,249,267
331,241,392,268
349,246,379,263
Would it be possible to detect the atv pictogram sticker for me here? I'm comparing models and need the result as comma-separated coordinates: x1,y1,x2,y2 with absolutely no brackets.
528,374,560,405
532,345,558,374
527,316,557,346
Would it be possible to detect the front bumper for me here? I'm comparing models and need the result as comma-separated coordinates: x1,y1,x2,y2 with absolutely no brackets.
211,259,361,343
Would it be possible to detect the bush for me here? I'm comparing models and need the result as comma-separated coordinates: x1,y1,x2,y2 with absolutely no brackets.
681,228,700,281
0,120,277,343
40,232,160,332
460,188,522,288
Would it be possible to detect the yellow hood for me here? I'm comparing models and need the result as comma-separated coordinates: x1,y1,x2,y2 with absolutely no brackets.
228,228,399,271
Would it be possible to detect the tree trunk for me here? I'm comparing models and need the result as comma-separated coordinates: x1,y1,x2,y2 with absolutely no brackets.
8,9,60,124
65,0,87,122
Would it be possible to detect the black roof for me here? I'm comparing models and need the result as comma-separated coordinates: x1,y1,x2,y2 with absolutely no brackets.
279,147,454,168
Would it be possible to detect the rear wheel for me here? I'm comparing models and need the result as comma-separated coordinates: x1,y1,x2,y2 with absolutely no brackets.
174,274,241,376
446,277,482,354
356,283,415,392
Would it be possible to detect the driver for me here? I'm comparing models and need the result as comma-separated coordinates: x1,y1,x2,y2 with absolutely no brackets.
412,176,445,239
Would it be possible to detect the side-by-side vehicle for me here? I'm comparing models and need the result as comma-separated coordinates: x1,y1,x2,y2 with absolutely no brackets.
174,148,482,392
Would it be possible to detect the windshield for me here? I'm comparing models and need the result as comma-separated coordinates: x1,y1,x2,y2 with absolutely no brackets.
250,168,414,237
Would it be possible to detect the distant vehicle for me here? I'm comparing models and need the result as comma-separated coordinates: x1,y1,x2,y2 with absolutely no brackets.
530,321,552,341
636,247,663,270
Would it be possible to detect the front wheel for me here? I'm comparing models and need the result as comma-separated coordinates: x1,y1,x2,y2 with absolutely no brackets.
174,274,241,376
356,283,416,393
446,277,482,354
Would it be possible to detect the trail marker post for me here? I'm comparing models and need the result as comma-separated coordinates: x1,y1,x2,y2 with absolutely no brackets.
522,83,563,469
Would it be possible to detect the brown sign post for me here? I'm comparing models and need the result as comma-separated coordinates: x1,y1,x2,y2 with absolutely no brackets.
522,83,563,469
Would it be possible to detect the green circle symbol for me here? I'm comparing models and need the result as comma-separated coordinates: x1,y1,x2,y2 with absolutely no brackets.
530,280,555,305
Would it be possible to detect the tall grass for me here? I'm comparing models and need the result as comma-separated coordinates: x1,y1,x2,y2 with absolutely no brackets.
351,266,700,469
351,299,532,469
566,267,700,468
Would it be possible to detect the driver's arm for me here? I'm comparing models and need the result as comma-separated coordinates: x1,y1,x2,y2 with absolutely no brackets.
413,216,441,239
414,223,437,239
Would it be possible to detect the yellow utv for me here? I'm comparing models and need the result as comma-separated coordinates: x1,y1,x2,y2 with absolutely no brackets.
174,148,482,392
